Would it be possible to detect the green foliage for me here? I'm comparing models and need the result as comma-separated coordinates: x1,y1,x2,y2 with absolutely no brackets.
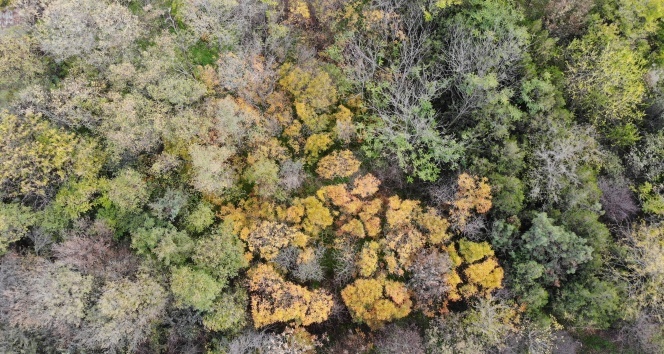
244,158,280,199
566,23,647,131
0,112,80,200
0,203,36,255
149,188,189,221
171,266,224,311
54,179,99,220
131,219,194,266
192,224,248,281
189,40,219,66
102,169,149,214
489,174,525,217
519,213,593,286
184,201,215,233
203,288,248,332
552,276,621,329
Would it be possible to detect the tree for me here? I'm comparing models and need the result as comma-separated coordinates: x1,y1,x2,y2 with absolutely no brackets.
0,111,82,200
341,276,412,329
316,150,361,179
36,0,139,65
450,173,492,231
104,169,149,213
519,213,593,286
100,92,164,157
279,62,338,132
566,23,647,137
189,144,237,196
426,297,520,353
79,273,168,352
0,256,93,341
247,264,333,328
345,0,463,181
0,28,44,94
598,177,638,223
245,221,307,261
171,266,223,311
193,224,248,281
374,324,425,354
528,124,602,205
552,276,621,329
203,287,248,333
407,248,452,315
0,203,36,255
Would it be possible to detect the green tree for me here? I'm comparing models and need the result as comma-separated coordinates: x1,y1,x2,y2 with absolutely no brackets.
0,203,36,255
202,287,248,333
171,266,223,311
0,112,81,200
193,224,248,281
103,169,149,213
566,23,647,139
519,213,593,286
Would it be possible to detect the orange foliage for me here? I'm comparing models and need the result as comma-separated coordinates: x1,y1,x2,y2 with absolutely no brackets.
351,174,381,198
316,150,361,179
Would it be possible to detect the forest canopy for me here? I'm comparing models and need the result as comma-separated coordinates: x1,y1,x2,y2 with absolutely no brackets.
1,0,664,353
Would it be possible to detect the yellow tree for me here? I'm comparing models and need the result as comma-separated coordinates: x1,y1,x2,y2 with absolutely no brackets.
451,173,492,230
247,264,333,328
341,275,412,329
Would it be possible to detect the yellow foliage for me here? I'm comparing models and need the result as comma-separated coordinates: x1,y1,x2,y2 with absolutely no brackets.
284,204,305,224
451,173,492,230
360,198,383,237
463,258,504,297
248,264,333,328
0,112,79,198
382,227,426,275
298,247,316,264
357,241,379,277
363,216,382,238
416,208,450,245
290,0,310,19
351,174,381,198
458,239,494,263
386,196,421,228
304,133,333,163
340,218,365,238
317,184,353,207
316,150,361,179
297,196,333,236
340,276,412,329
445,245,463,267
446,270,463,302
246,221,307,260
219,204,249,235
334,105,355,143
279,62,337,132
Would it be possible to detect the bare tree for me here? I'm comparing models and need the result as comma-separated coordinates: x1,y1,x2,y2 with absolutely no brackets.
598,177,638,223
